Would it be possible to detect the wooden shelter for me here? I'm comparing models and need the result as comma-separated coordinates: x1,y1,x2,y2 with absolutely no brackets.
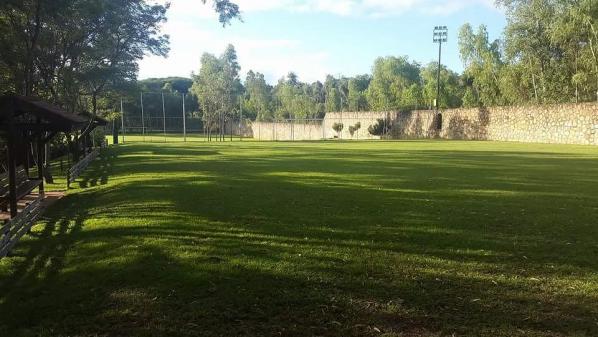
0,94,87,219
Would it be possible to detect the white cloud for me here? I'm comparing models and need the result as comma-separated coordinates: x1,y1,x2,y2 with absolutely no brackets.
139,35,332,83
163,0,497,18
235,0,495,17
139,0,499,82
139,1,334,82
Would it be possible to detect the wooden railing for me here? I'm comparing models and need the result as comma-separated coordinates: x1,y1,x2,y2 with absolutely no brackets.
67,148,100,188
0,197,42,258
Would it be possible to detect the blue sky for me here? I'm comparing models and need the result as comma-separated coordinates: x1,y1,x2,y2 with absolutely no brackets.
139,0,506,84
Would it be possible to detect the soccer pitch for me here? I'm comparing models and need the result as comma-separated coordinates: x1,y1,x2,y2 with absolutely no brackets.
1,140,597,337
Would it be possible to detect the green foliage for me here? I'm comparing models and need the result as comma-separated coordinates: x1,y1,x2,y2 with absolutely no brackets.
348,122,361,137
0,0,169,114
324,75,341,113
0,0,240,116
191,44,243,132
273,73,320,119
366,56,421,111
459,1,598,105
368,118,391,136
348,75,370,111
332,122,344,136
244,71,272,121
141,77,194,94
458,24,504,107
421,63,463,109
202,0,241,26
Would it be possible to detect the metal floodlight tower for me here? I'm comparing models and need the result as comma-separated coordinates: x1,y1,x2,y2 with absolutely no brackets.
433,26,448,115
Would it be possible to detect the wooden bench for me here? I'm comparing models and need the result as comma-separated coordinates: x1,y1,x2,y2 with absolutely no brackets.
0,167,43,212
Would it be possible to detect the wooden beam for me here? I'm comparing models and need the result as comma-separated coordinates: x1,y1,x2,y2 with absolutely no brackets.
37,133,44,198
12,123,65,132
6,120,18,218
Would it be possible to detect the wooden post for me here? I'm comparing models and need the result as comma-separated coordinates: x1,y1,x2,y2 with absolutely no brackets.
37,136,44,198
73,134,80,162
6,124,18,218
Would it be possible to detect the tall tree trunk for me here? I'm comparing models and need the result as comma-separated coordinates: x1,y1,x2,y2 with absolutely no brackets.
24,0,42,96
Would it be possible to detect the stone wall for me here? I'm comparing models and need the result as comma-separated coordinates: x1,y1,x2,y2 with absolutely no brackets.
393,103,597,145
249,103,598,145
323,112,391,140
251,112,393,141
251,121,323,141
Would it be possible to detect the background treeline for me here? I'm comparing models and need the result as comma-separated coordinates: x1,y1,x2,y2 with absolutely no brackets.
0,0,238,117
460,0,597,106
191,0,597,122
1,0,596,126
190,46,464,122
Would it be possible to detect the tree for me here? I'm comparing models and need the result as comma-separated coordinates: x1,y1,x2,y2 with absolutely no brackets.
202,0,241,26
244,70,272,120
551,0,598,102
0,0,169,106
191,53,223,139
348,75,370,111
324,75,341,112
220,44,243,118
191,45,243,140
349,122,361,138
0,0,240,105
368,118,391,137
421,63,463,109
366,56,421,111
273,73,319,119
458,24,504,107
494,0,598,103
332,122,344,138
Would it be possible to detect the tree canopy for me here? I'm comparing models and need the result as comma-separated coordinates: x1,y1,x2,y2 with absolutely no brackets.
0,0,240,115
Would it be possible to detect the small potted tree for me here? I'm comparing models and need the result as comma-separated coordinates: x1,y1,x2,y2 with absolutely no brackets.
332,122,344,139
354,122,361,139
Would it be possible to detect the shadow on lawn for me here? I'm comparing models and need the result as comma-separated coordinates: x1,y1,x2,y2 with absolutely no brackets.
78,150,116,189
0,143,597,337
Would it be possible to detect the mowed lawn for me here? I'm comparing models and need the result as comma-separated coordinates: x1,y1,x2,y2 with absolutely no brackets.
1,140,597,337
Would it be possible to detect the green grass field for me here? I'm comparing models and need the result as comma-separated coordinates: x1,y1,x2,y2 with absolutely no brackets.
1,140,597,337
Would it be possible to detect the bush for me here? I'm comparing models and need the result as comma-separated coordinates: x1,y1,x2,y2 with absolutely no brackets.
349,122,361,138
348,125,356,136
332,122,344,137
368,118,391,136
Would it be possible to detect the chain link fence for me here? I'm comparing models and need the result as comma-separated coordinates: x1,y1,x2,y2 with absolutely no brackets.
111,93,403,143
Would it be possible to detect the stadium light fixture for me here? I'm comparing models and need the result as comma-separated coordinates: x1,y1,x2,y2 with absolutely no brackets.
433,26,448,129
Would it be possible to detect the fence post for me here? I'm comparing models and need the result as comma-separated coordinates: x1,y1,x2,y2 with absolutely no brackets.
182,93,187,142
120,98,125,144
140,92,145,142
162,91,166,142
239,97,242,141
